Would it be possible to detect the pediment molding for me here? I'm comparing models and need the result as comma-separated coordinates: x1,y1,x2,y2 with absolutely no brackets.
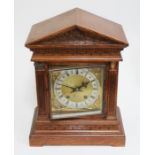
27,26,125,48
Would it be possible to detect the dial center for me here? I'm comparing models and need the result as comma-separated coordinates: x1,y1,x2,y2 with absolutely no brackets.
54,68,100,109
61,75,93,102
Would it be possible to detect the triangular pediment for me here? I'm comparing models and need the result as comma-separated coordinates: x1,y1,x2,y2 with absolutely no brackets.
25,8,129,48
27,26,124,47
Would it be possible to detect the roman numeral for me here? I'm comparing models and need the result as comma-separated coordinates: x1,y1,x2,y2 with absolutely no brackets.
76,69,78,74
90,95,95,99
66,72,69,76
59,95,63,98
65,100,69,105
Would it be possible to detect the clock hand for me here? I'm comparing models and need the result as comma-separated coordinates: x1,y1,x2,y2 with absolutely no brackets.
61,84,82,93
60,84,76,90
60,82,87,93
82,79,96,88
83,81,90,87
79,81,90,90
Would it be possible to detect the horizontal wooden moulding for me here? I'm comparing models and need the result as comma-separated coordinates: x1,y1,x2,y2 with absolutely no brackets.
31,53,122,62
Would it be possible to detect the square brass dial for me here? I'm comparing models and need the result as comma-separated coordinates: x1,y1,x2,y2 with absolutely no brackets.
49,65,105,119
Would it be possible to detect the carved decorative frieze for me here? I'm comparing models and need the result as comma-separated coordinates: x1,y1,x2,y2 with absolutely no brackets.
34,27,119,45
31,48,121,56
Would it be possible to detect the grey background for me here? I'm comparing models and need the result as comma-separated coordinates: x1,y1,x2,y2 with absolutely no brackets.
15,0,139,155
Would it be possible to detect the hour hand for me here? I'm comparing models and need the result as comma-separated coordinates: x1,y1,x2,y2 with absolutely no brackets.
81,81,90,88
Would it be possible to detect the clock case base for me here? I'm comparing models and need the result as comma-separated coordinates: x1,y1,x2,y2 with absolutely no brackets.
29,106,125,146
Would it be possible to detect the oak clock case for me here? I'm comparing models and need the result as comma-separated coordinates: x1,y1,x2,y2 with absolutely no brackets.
25,8,129,146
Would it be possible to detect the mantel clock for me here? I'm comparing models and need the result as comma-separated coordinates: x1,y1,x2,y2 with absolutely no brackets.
25,8,129,146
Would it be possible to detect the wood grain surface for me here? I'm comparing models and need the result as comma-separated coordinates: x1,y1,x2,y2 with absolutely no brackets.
25,8,129,146
25,8,128,46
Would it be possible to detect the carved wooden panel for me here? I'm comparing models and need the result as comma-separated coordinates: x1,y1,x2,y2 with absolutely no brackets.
31,48,121,55
34,27,119,46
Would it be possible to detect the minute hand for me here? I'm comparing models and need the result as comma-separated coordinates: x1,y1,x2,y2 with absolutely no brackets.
61,84,76,89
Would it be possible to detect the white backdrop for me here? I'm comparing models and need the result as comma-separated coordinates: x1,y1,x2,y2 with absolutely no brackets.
14,0,139,155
